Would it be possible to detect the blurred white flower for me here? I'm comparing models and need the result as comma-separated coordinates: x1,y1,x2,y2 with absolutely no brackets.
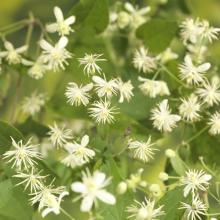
179,55,210,85
117,78,134,103
89,100,118,124
117,11,131,29
151,99,181,132
138,76,170,98
0,41,28,65
127,198,164,220
179,94,201,122
128,136,157,163
149,183,162,197
28,57,48,80
180,169,212,197
40,36,71,71
124,3,151,29
46,6,75,36
92,75,118,98
30,183,68,218
14,169,46,192
62,135,95,168
48,122,73,148
71,169,116,212
180,196,207,220
65,82,93,106
157,48,178,64
78,53,106,75
208,111,220,135
3,137,41,170
133,47,157,73
21,92,46,116
180,18,204,45
196,77,220,107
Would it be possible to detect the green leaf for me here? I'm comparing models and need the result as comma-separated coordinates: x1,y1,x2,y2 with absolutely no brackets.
136,19,178,53
159,187,185,220
0,121,23,154
0,179,33,220
16,117,49,138
70,0,109,33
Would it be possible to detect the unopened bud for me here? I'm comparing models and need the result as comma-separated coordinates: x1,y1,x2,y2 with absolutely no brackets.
165,149,176,158
159,172,169,181
117,181,127,194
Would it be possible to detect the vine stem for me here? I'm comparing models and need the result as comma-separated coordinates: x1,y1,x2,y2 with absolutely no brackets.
160,64,189,88
60,208,75,220
185,125,209,144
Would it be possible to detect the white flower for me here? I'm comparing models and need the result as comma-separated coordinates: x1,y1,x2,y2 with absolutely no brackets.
151,99,181,132
46,6,75,36
180,196,207,220
89,100,118,124
124,3,151,29
65,82,93,106
28,57,48,80
30,183,68,217
126,198,164,220
13,169,46,192
117,78,134,103
71,169,116,212
180,18,204,45
21,92,46,116
128,136,157,163
179,55,210,85
62,135,95,168
0,41,28,65
78,54,106,75
180,169,212,197
138,76,170,98
196,78,220,107
208,111,220,135
3,137,41,170
48,122,73,147
92,75,118,98
179,94,201,122
157,48,178,64
40,36,72,71
200,20,220,43
133,47,157,73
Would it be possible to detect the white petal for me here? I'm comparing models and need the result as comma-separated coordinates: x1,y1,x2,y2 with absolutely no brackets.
92,76,105,84
80,196,94,212
65,16,76,25
96,190,116,205
21,59,33,66
42,207,57,218
16,45,28,53
64,143,75,153
184,55,193,67
46,23,58,33
82,83,93,92
138,76,147,82
71,182,86,193
4,41,14,51
124,2,135,13
139,6,151,15
81,135,89,147
57,36,68,49
40,39,53,51
93,171,106,186
58,191,69,204
0,51,8,57
54,6,64,22
197,63,211,72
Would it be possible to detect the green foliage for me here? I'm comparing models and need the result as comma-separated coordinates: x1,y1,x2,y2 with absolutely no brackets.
0,121,23,154
136,19,178,53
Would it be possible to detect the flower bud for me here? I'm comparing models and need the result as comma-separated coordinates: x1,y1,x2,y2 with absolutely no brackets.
117,181,127,194
165,149,176,158
149,184,161,197
117,11,131,29
159,172,169,181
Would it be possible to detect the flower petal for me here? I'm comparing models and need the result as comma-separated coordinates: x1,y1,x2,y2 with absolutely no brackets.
40,39,53,51
46,23,58,33
57,36,68,49
54,6,64,22
71,182,86,193
197,63,211,72
81,135,89,147
65,16,76,25
80,196,94,212
93,171,106,186
96,190,116,205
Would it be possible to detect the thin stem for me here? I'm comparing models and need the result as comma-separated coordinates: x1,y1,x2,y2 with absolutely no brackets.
199,157,216,176
0,19,29,32
152,69,161,80
160,64,189,88
25,12,34,49
186,125,209,144
60,208,75,220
